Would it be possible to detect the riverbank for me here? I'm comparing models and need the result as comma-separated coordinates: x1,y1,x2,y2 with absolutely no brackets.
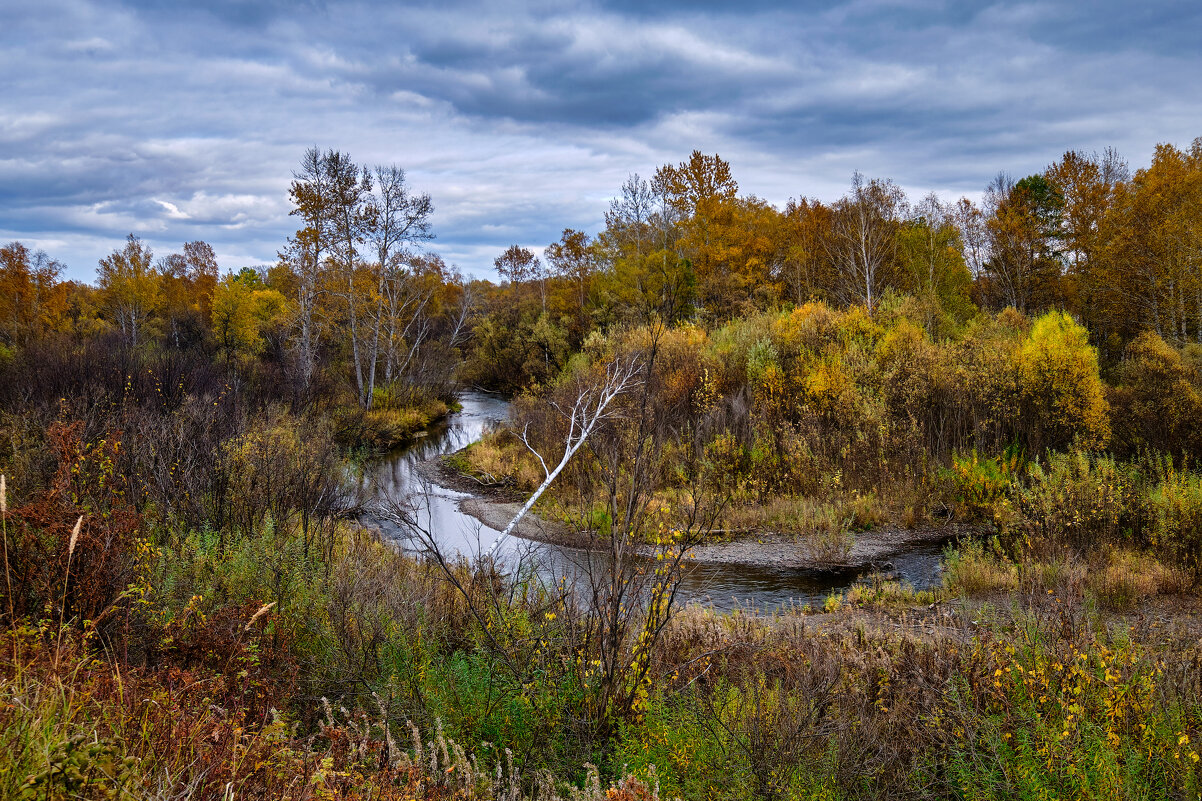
335,395,459,451
425,451,983,574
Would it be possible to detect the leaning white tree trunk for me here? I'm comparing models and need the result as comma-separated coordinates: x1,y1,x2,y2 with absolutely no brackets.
485,354,642,558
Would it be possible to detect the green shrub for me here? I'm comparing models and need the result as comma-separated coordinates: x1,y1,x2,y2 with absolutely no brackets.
1147,465,1202,578
1010,451,1138,553
946,446,1022,520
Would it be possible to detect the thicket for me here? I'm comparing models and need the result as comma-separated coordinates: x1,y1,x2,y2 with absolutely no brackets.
463,302,1165,540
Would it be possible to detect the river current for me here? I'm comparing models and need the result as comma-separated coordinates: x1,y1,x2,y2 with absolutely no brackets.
367,392,945,613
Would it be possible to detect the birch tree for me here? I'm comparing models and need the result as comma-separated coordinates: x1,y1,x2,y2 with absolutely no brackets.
485,352,643,557
97,234,160,348
283,147,332,391
364,164,434,406
827,172,905,312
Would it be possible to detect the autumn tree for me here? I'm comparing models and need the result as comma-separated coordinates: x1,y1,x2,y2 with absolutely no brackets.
1015,310,1110,451
775,198,835,305
983,173,1066,312
283,147,333,390
652,151,744,314
826,172,906,312
545,228,598,332
1038,150,1122,341
599,173,695,324
1099,141,1202,343
97,234,160,348
0,242,68,349
364,164,434,404
313,150,376,405
899,194,975,328
211,268,288,364
158,240,219,349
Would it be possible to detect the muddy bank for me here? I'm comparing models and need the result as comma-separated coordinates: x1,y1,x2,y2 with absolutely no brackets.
425,453,981,573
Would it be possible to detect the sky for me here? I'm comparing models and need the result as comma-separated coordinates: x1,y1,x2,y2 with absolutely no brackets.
2,0,1200,282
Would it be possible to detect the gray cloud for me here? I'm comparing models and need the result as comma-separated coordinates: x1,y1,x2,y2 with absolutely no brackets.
0,0,1198,280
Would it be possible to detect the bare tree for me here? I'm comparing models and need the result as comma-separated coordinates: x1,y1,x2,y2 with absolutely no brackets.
605,174,657,258
364,165,434,407
826,172,906,312
573,321,730,741
393,334,727,756
952,196,989,280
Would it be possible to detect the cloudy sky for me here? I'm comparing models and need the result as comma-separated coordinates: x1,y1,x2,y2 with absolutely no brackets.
2,0,1199,282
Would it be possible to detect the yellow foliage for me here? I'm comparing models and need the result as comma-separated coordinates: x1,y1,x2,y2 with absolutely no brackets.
803,359,853,415
1017,311,1110,450
212,275,288,358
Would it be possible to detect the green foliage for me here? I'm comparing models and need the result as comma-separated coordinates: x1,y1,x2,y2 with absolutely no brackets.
946,446,1023,519
464,309,571,392
1147,464,1202,577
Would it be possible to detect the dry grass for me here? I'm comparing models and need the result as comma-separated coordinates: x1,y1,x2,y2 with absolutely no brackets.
724,495,859,562
942,538,1019,595
1086,548,1192,610
454,431,543,491
843,576,940,609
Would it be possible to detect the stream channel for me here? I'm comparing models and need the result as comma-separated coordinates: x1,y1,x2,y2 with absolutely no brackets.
367,392,945,613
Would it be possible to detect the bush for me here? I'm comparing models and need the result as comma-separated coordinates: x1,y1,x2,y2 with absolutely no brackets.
1147,464,1202,578
1015,311,1111,451
946,446,1022,520
1009,451,1137,553
1109,332,1202,457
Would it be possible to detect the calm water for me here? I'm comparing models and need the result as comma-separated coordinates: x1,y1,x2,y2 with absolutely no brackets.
366,392,945,613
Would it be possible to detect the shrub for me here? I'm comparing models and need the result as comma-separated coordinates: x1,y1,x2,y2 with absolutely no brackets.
1109,332,1202,457
1147,464,1202,578
1009,451,1137,553
1015,311,1110,451
946,447,1022,520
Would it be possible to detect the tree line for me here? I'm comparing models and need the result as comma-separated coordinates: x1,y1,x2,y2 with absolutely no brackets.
464,139,1202,389
1,147,472,418
3,138,1201,412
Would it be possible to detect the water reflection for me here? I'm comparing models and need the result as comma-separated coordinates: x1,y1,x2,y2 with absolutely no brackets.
366,392,944,613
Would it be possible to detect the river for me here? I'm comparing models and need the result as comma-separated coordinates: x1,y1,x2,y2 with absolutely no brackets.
367,392,945,613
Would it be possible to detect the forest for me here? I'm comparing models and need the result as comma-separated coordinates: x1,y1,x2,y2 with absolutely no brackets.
2,138,1202,799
